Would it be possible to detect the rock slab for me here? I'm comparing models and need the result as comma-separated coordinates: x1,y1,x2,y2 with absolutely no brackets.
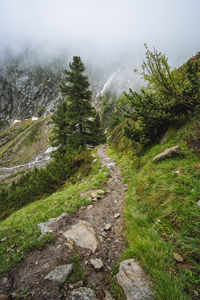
38,213,68,234
63,221,98,253
153,145,184,163
117,259,153,300
45,264,73,283
70,287,97,300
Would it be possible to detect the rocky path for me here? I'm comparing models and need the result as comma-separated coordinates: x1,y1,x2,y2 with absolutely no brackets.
0,145,128,299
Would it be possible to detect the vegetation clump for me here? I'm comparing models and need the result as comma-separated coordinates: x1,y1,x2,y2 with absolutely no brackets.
116,46,200,148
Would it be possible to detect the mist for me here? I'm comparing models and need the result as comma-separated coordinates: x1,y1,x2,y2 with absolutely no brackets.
0,0,200,74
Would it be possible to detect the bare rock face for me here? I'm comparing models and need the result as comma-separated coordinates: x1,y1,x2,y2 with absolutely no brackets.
70,287,97,300
45,264,73,283
117,259,153,300
153,145,184,163
63,221,98,253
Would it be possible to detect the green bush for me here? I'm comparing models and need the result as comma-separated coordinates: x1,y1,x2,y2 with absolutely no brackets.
122,46,200,147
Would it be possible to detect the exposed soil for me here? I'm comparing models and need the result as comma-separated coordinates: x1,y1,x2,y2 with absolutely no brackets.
0,145,127,299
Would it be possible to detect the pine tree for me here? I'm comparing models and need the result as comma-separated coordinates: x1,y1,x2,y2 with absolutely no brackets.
52,56,105,152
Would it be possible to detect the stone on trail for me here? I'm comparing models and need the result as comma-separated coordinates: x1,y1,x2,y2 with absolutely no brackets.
114,213,120,219
117,259,153,300
38,212,68,234
104,224,112,231
80,189,105,198
70,287,97,300
63,221,98,253
153,145,184,163
45,264,73,284
90,258,104,270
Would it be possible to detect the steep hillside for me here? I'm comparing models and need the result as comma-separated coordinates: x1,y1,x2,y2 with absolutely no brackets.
0,116,52,185
107,118,200,299
0,53,64,128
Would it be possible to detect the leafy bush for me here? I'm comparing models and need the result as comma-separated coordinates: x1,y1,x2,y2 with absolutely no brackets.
123,46,200,147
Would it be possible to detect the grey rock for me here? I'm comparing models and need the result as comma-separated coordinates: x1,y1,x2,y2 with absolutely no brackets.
63,221,98,253
114,213,120,219
104,224,112,231
38,212,68,234
45,264,73,283
38,221,53,234
70,287,97,300
153,145,184,163
117,259,153,300
90,258,104,270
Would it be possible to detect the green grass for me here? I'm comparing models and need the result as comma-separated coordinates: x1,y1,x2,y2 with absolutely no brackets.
0,158,109,273
107,122,200,299
20,120,43,147
68,251,88,284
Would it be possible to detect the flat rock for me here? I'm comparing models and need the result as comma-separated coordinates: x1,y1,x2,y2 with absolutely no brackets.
114,213,120,219
63,221,98,253
70,287,97,300
90,258,104,270
104,224,112,231
153,145,184,163
80,189,105,198
117,259,153,300
38,213,68,234
45,264,73,283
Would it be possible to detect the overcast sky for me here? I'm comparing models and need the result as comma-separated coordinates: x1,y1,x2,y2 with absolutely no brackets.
0,0,200,68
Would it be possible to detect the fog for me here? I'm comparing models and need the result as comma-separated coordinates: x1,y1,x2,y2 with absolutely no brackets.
0,0,200,71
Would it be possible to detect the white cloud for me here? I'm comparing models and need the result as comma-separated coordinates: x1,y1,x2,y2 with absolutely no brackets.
0,0,199,67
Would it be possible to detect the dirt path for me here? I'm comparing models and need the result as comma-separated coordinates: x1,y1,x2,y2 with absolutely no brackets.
0,145,127,299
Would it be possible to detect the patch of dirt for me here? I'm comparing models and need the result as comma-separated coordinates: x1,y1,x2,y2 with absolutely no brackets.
0,145,127,299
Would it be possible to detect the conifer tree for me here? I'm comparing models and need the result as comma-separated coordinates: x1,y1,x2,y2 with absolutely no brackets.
52,56,105,152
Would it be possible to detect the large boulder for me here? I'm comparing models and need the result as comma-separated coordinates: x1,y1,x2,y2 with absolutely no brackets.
153,145,184,163
117,259,153,300
63,221,98,253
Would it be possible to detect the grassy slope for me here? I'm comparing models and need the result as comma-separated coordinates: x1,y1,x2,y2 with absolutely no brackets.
0,158,109,273
107,122,200,299
0,116,50,168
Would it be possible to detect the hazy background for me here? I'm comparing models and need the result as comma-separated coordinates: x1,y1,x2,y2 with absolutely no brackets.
0,0,199,72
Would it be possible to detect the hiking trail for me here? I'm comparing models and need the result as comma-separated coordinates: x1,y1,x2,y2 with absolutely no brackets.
0,145,128,299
